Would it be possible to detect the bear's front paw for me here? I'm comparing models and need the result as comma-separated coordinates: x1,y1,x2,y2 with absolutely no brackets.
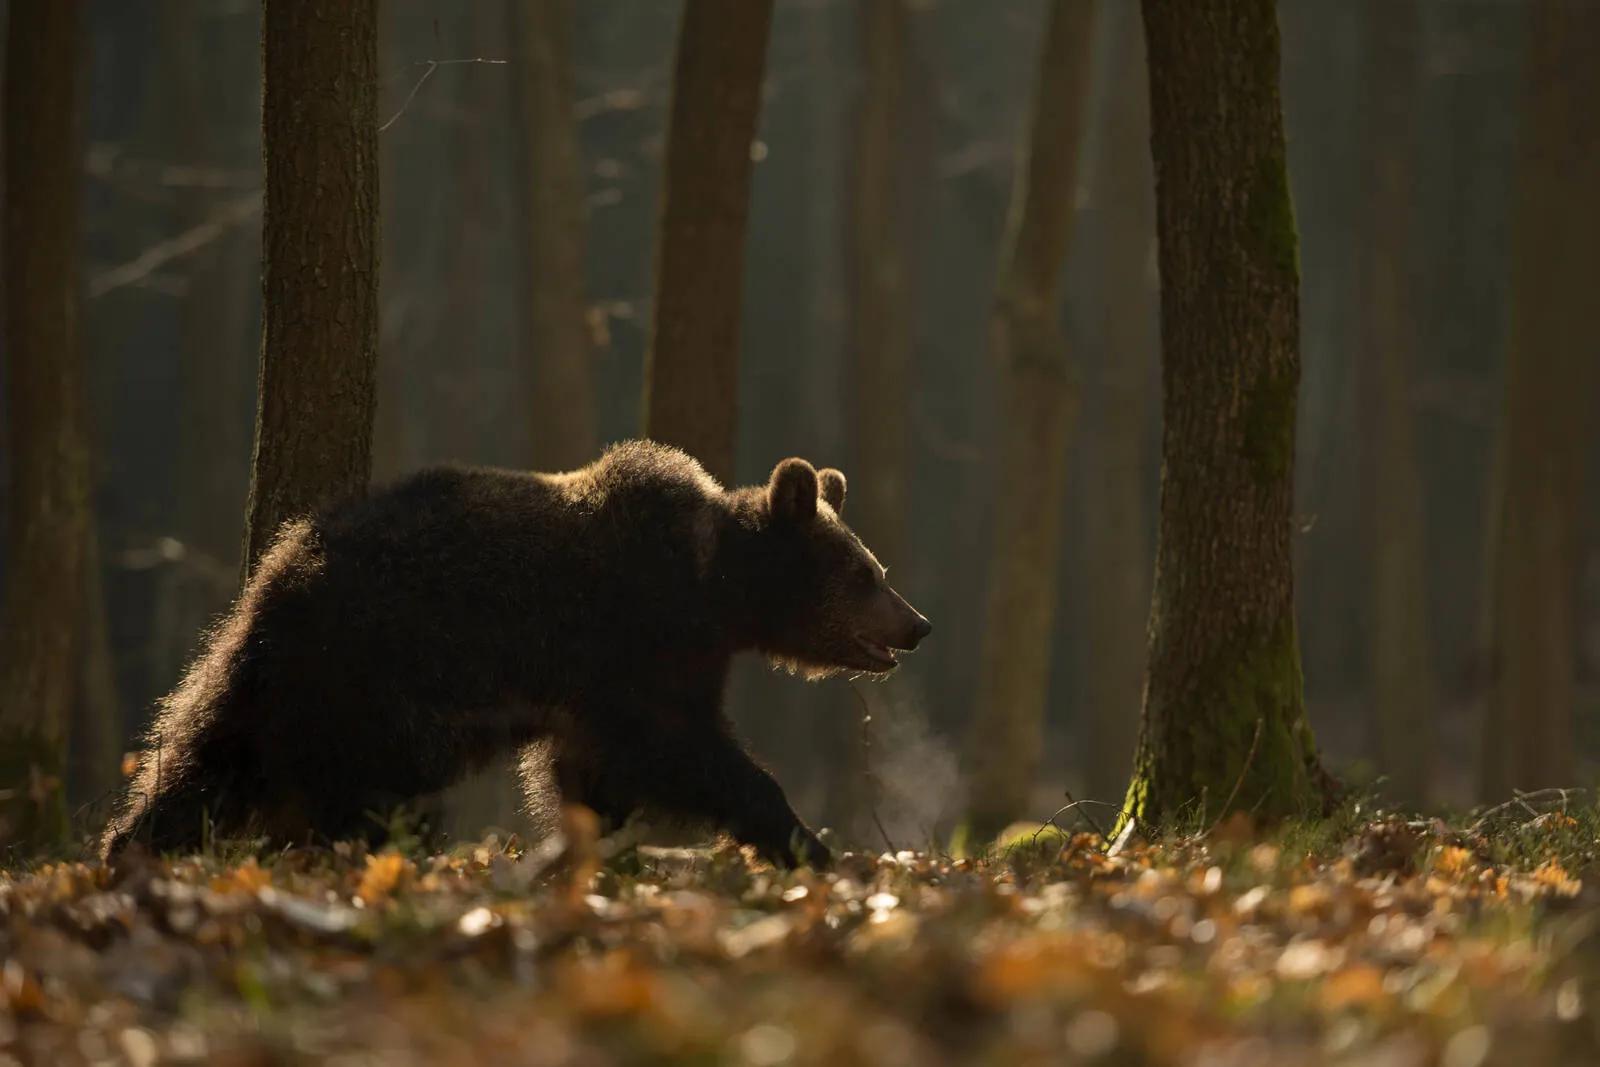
793,828,832,870
764,826,830,871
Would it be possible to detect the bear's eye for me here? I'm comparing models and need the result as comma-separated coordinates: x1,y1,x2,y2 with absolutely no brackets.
854,562,878,590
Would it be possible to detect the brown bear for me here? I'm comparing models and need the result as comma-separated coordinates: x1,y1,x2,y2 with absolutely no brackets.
102,441,930,867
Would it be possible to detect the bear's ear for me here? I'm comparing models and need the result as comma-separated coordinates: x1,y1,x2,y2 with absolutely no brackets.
818,468,847,515
768,458,819,523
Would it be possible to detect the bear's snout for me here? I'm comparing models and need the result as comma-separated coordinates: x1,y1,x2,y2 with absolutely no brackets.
877,588,931,652
842,586,932,673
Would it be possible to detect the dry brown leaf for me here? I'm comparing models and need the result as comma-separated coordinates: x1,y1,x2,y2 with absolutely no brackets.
356,852,412,905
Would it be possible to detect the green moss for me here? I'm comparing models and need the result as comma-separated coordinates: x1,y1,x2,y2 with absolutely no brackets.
1194,618,1324,824
1123,619,1324,830
1247,148,1299,279
1119,770,1148,837
1240,362,1297,487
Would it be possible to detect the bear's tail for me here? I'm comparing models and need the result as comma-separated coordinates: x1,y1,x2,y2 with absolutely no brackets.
101,774,214,860
101,654,260,861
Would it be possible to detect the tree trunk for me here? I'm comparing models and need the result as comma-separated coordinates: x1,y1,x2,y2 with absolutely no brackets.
513,0,598,471
643,0,774,484
242,1,381,577
823,0,921,838
1124,0,1330,828
1079,3,1157,805
171,0,260,571
1481,0,1600,799
965,0,1098,839
0,0,89,846
1359,0,1433,806
73,526,124,809
849,0,915,573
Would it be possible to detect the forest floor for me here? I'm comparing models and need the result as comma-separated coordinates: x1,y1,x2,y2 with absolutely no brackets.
4,796,1600,1066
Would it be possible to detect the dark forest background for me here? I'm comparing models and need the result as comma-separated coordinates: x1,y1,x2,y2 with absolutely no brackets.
7,0,1599,845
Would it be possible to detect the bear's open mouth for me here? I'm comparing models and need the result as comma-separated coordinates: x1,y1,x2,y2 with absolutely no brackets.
851,636,900,672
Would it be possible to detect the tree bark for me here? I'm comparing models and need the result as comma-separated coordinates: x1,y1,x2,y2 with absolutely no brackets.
1079,4,1157,805
242,0,381,577
965,0,1098,838
1124,0,1330,828
513,0,598,471
1481,0,1600,799
643,0,774,484
0,0,89,845
1359,0,1433,806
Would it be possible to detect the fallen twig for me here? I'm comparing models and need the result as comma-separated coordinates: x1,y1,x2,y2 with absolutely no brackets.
1467,787,1589,835
1033,797,1129,846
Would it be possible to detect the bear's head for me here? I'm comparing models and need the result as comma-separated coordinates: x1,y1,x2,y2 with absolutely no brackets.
736,457,931,679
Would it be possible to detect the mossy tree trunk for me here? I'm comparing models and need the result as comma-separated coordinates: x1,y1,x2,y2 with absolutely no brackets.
1123,0,1330,829
242,1,380,578
643,0,774,484
1079,4,1157,805
0,0,89,846
514,0,598,471
1480,0,1600,799
965,0,1098,838
1359,0,1433,806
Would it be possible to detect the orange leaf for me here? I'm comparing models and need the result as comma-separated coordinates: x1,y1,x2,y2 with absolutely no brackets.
209,857,272,896
357,851,413,905
1321,964,1388,1011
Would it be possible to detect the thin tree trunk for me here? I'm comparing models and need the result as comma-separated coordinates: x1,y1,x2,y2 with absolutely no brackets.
824,0,921,838
1359,0,1433,806
965,0,1098,838
1124,0,1330,828
0,0,89,846
171,0,259,571
513,0,597,471
436,3,525,840
1080,3,1156,805
803,2,846,462
74,527,123,807
439,19,499,470
373,3,414,483
849,0,914,573
1481,0,1600,799
643,0,774,484
242,1,381,577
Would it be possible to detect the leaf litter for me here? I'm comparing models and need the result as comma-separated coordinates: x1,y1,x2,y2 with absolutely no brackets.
3,803,1600,1065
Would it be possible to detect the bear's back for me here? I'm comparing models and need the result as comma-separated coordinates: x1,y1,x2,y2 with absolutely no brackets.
264,444,728,682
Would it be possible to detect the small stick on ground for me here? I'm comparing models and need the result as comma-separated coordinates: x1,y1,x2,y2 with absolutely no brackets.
1467,786,1589,834
1032,795,1125,846
1062,789,1109,841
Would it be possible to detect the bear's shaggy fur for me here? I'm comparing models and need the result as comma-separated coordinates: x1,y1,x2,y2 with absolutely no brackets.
102,441,930,867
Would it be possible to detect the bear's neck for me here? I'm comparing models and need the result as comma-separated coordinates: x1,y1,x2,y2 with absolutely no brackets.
706,502,782,653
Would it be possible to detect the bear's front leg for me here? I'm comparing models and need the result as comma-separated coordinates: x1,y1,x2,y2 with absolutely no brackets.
726,766,830,870
580,710,829,868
